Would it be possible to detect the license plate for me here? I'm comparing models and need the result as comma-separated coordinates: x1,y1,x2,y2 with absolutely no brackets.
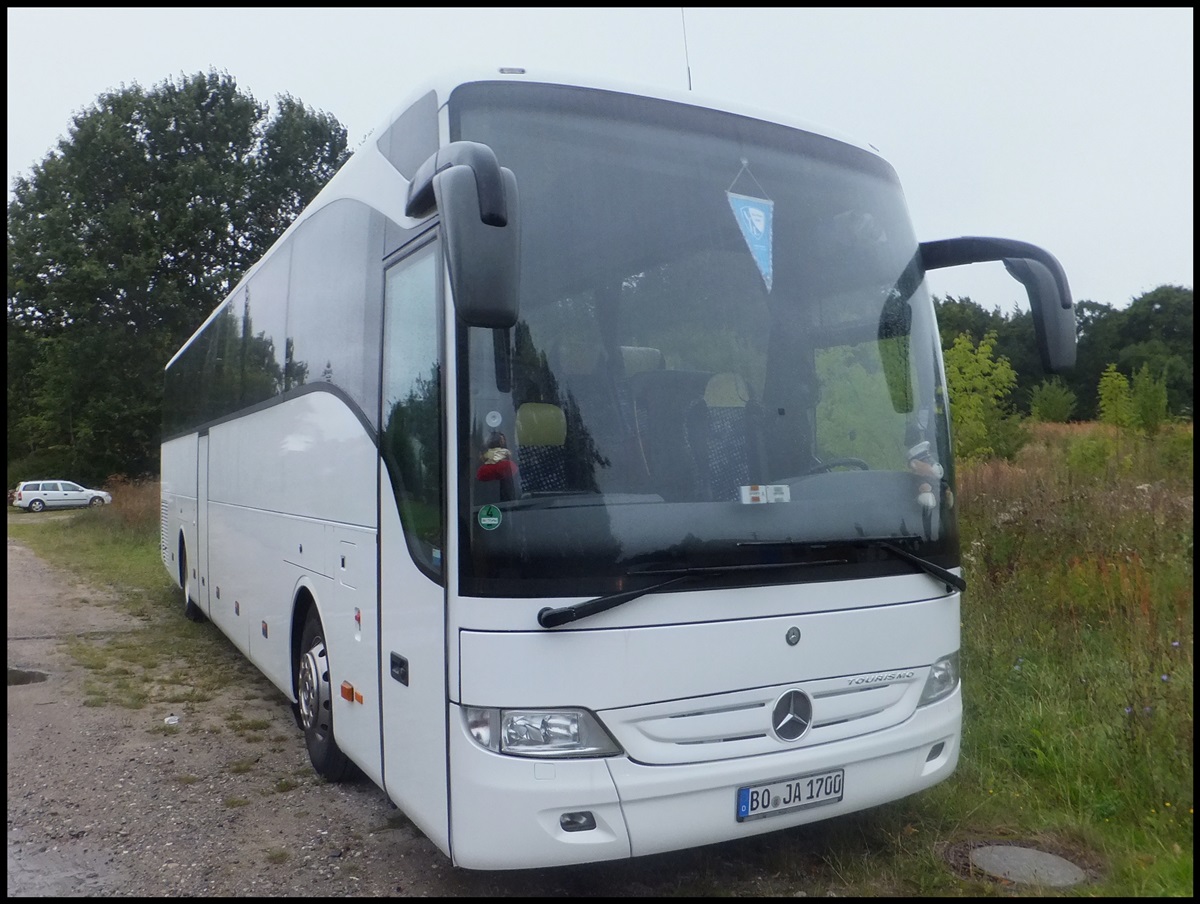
736,768,845,821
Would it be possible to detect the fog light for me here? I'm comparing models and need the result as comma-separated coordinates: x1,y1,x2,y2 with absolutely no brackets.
559,811,596,833
926,741,945,761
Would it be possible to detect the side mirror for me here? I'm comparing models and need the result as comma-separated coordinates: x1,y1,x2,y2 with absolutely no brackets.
920,236,1076,373
406,141,520,328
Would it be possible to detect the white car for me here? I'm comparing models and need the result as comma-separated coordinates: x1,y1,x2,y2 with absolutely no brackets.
13,480,112,513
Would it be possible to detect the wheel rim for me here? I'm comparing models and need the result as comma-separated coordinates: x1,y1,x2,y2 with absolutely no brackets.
298,637,331,737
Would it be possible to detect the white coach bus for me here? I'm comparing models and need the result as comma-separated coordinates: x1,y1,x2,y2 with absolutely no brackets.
161,69,1075,870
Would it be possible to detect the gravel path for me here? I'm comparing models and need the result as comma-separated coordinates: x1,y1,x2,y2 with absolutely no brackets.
7,535,450,896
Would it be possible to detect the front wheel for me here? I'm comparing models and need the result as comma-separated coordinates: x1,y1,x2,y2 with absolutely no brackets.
89,496,104,507
297,609,351,781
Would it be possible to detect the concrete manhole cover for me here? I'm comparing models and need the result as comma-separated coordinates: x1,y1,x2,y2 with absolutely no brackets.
942,836,1103,888
8,667,49,686
969,844,1088,887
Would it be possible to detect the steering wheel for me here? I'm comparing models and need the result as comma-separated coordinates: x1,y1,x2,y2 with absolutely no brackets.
803,457,870,475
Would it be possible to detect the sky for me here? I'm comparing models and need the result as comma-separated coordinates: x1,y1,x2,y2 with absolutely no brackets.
6,7,1194,312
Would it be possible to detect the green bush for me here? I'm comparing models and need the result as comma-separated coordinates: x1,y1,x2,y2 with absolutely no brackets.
1029,376,1077,423
1148,423,1194,478
1131,364,1169,436
1065,431,1118,478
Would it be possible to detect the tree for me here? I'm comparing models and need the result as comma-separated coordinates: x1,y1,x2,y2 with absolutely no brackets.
1130,364,1168,435
7,71,349,482
1068,299,1126,420
932,295,1005,347
934,286,1194,423
934,295,1043,416
1068,287,1193,422
1097,364,1133,429
1118,285,1193,418
942,331,1026,462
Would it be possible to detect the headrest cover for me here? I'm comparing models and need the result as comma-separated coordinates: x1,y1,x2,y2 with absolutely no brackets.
704,373,751,407
515,403,567,446
620,345,665,375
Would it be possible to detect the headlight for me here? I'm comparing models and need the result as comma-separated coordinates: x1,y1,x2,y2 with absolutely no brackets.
918,651,960,706
464,706,622,757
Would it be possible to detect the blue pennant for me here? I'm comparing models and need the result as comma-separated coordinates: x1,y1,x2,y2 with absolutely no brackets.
727,191,774,292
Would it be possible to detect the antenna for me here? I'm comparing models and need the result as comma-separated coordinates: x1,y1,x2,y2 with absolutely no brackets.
680,8,693,91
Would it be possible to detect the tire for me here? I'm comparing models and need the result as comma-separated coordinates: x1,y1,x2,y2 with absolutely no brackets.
297,608,351,781
89,496,104,507
28,499,45,513
179,543,205,622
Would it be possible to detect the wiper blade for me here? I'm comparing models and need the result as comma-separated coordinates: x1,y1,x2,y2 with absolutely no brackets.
738,536,966,593
538,574,691,628
873,539,966,593
536,561,813,629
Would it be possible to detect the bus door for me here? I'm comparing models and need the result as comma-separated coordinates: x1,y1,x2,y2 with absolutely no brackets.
377,241,452,853
196,432,211,618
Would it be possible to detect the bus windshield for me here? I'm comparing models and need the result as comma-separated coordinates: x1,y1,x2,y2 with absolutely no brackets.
453,82,957,599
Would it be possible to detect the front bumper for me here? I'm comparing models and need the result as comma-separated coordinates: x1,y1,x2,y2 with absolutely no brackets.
446,687,960,870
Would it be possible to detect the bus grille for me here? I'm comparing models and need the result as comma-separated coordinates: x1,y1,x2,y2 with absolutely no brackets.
601,669,929,765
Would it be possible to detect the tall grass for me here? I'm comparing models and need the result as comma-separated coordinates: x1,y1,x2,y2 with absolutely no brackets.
952,421,1192,892
39,476,177,617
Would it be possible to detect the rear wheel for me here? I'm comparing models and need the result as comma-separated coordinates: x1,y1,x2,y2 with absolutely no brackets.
297,608,351,781
28,499,45,513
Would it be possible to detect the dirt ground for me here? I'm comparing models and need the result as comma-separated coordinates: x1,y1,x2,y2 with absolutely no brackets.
6,525,835,897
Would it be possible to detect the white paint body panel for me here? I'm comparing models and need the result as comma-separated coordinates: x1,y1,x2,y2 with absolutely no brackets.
448,581,960,867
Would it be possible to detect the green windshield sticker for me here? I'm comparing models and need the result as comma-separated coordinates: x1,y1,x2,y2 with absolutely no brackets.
477,504,502,531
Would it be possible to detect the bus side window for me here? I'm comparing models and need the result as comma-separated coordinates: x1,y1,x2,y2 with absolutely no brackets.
381,243,444,576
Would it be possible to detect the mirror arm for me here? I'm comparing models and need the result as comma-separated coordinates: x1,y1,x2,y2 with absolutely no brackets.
405,141,508,226
920,237,1071,310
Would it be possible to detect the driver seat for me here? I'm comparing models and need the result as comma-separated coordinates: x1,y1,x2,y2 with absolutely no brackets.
684,373,765,501
515,402,567,495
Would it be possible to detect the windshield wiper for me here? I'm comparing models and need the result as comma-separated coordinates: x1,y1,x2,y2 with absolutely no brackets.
873,539,967,593
738,536,966,594
538,574,691,628
536,561,826,629
535,538,963,630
